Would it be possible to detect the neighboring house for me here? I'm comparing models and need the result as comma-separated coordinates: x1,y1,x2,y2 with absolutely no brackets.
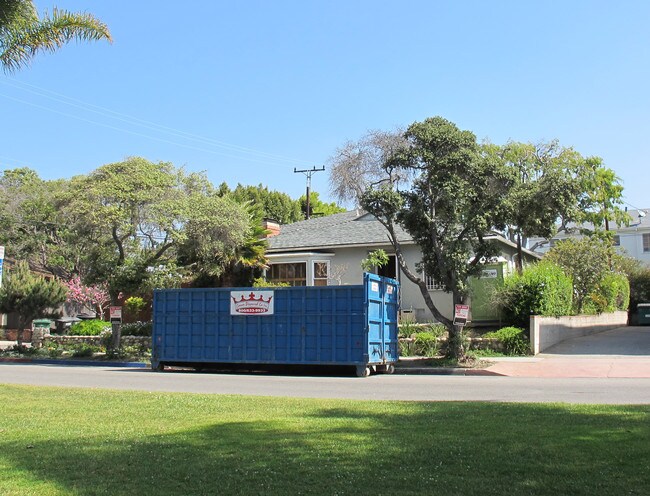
527,209,650,264
265,210,540,324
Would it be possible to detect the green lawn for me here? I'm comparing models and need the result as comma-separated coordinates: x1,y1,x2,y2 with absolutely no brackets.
0,385,648,496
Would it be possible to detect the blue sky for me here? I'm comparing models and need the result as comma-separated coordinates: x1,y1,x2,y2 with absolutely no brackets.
1,0,649,209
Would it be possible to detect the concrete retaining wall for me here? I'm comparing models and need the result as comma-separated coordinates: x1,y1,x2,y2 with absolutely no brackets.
530,311,628,354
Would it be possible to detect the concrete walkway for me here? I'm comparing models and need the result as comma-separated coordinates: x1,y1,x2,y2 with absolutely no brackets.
482,326,650,378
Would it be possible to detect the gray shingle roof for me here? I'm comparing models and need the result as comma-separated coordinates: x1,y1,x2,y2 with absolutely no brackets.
267,210,413,252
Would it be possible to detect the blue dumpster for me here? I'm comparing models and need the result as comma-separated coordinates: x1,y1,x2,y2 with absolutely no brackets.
152,273,399,376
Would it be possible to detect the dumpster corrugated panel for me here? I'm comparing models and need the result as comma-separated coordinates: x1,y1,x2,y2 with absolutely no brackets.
152,274,399,371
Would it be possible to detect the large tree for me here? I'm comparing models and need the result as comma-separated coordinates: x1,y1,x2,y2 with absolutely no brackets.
0,0,111,72
0,168,92,279
0,260,67,346
494,140,587,273
299,191,345,219
224,183,303,224
75,157,252,298
176,190,260,287
1,159,256,299
576,156,629,233
328,128,410,206
360,117,514,360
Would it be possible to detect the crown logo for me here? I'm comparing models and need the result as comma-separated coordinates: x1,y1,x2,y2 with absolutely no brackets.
231,291,273,314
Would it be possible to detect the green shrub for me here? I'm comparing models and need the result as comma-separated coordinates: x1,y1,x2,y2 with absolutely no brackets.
68,319,110,336
124,296,147,316
602,272,629,311
121,321,152,337
398,339,413,357
398,320,418,338
71,343,99,358
414,332,440,357
45,343,63,358
483,327,529,355
9,344,39,356
252,278,290,288
628,265,650,309
399,322,446,338
582,272,630,315
495,261,573,329
99,328,112,350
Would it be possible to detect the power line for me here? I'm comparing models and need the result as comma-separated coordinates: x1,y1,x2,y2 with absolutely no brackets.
0,77,313,167
0,92,308,168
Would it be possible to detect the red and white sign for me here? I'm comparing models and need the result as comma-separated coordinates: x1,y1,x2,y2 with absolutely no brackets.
110,306,122,322
453,304,470,326
230,291,274,315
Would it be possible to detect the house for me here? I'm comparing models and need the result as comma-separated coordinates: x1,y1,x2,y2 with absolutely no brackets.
264,210,541,323
527,209,650,263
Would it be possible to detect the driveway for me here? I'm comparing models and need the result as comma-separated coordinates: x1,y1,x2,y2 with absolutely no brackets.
483,326,650,378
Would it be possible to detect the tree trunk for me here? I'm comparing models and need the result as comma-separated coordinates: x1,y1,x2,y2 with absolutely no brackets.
446,291,467,361
516,232,524,275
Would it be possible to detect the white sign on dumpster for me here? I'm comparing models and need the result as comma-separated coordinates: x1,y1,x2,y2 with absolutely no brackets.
230,291,274,315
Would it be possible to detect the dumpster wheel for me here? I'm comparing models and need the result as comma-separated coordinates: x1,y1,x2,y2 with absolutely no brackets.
375,364,395,374
356,365,371,377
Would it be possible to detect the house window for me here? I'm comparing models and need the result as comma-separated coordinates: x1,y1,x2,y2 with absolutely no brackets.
644,234,650,252
612,235,620,247
269,262,307,286
313,261,329,286
425,274,444,291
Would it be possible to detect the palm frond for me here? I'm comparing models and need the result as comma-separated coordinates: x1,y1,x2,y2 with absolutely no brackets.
0,0,37,33
1,6,111,72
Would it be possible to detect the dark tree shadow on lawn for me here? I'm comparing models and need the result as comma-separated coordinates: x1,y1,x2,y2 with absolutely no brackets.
1,402,648,496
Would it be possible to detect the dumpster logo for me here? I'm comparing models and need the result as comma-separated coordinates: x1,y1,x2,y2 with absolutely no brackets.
230,291,274,315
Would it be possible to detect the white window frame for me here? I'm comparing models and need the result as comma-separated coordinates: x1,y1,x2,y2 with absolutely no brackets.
425,273,445,291
268,261,307,286
312,260,330,286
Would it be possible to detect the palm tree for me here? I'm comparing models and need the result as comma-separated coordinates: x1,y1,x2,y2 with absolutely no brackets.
0,0,111,73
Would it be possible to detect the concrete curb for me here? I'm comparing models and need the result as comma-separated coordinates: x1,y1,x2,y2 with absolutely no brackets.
0,357,148,368
394,366,500,376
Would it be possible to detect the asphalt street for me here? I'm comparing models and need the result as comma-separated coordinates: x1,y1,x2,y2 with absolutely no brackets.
1,362,649,404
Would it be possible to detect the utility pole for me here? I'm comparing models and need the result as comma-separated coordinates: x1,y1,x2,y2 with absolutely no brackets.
294,166,325,219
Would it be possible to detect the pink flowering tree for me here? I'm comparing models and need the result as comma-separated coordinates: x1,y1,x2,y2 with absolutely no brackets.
64,277,111,319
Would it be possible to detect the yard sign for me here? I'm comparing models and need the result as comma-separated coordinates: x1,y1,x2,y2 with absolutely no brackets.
453,304,470,326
